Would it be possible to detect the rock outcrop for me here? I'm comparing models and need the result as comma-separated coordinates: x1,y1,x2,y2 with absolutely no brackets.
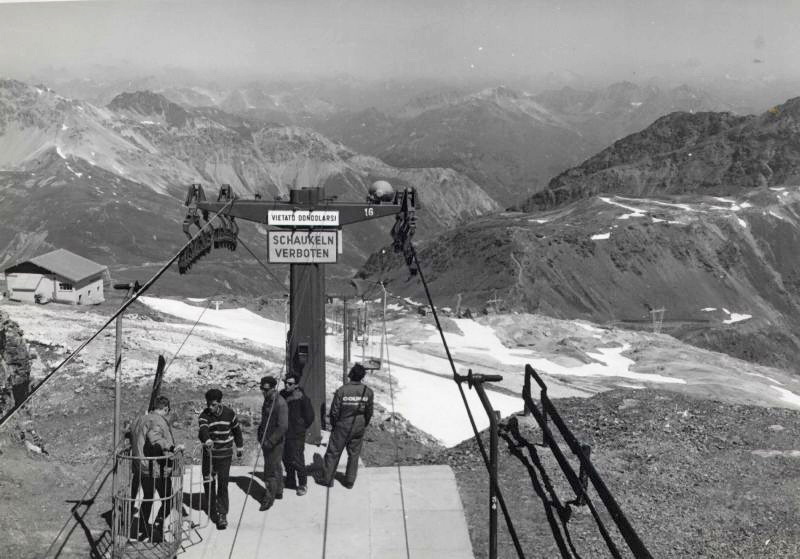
0,309,32,415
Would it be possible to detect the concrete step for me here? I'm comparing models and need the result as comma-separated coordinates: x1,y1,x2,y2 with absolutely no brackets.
177,444,474,559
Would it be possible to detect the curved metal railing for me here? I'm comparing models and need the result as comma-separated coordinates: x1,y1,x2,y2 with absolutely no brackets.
111,448,185,558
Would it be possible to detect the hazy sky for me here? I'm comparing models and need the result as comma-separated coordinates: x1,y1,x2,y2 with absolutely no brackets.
0,0,798,83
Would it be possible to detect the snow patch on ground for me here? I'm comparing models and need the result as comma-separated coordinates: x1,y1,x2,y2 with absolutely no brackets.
751,449,800,458
139,297,287,347
575,322,604,333
600,197,647,219
377,364,523,446
591,232,611,240
530,345,686,384
723,312,752,324
772,386,800,409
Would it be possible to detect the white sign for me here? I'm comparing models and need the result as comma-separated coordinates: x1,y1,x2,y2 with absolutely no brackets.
268,210,339,227
268,230,338,263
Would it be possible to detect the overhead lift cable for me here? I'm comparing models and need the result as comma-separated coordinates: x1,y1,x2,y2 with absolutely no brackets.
163,297,215,375
408,243,526,559
239,234,289,292
0,198,236,430
226,297,291,559
380,283,412,559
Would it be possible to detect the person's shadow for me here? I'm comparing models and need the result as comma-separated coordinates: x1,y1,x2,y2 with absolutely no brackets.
229,471,268,504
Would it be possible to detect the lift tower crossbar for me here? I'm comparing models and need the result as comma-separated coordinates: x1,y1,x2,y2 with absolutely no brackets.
185,184,417,443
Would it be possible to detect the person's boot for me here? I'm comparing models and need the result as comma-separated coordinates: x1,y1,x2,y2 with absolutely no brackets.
150,522,164,544
313,472,334,487
216,514,227,530
259,498,273,511
296,485,307,496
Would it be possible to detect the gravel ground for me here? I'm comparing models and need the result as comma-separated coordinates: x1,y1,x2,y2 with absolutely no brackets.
435,389,800,559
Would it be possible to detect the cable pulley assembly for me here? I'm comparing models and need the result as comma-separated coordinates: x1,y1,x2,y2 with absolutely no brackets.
179,183,239,274
389,189,418,275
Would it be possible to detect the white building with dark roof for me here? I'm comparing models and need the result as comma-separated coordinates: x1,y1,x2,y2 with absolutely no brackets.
4,249,108,305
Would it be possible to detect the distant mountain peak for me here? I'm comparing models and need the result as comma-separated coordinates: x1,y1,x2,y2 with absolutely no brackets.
768,96,800,120
108,90,190,128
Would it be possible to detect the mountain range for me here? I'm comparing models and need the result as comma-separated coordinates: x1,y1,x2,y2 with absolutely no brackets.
360,96,800,372
0,78,497,294
6,73,800,372
312,82,731,206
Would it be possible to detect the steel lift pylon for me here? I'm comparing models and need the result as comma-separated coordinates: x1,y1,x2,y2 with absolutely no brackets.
181,183,417,443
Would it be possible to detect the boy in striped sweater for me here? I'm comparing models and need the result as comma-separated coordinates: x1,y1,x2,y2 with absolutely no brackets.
198,388,243,530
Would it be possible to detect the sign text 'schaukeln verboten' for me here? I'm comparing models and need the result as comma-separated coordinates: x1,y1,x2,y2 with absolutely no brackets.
268,231,338,263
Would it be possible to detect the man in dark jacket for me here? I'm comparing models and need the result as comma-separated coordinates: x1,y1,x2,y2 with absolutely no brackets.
279,374,314,496
316,363,374,489
257,375,288,511
198,388,243,530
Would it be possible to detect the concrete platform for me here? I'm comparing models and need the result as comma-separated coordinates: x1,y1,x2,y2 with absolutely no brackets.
177,444,474,559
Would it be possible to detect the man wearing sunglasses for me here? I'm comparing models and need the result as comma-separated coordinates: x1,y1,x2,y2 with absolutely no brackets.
198,388,243,530
279,374,314,496
257,375,288,511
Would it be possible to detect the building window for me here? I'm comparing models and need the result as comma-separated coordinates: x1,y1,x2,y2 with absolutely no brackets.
58,282,73,291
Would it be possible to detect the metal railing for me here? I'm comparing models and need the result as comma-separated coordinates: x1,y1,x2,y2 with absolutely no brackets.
510,364,653,559
110,448,186,558
183,445,214,532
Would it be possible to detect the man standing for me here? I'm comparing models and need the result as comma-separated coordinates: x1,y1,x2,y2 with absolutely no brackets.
279,374,314,496
257,375,288,511
198,388,243,530
130,395,183,542
316,363,374,489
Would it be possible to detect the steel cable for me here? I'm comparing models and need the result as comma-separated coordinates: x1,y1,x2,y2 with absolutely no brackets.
163,298,215,375
226,352,286,559
409,242,526,559
238,235,289,293
380,282,412,559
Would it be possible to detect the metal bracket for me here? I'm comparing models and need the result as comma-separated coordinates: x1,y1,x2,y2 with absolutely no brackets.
390,188,418,275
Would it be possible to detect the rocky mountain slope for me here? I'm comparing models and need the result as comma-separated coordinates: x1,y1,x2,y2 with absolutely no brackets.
361,187,800,372
523,96,800,211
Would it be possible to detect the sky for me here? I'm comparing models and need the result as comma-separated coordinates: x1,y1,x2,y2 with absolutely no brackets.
0,0,799,84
